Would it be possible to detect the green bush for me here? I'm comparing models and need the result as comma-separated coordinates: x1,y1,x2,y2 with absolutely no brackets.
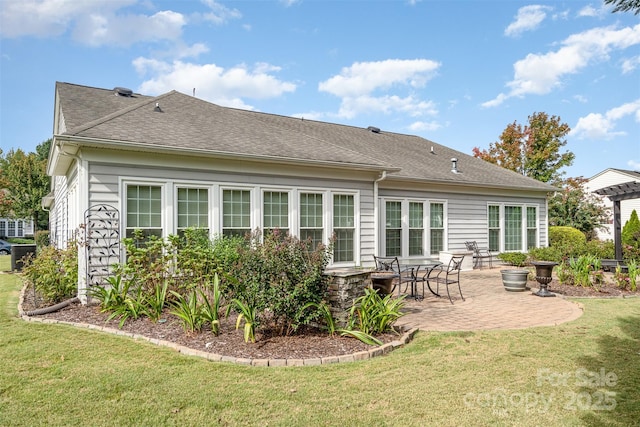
497,252,528,267
528,246,563,262
231,229,333,336
22,243,78,304
622,210,640,247
549,226,587,258
35,230,50,249
585,239,615,260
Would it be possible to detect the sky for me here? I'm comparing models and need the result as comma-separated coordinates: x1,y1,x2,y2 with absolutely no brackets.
1,0,639,180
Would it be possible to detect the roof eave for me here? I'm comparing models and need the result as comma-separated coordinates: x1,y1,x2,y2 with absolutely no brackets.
52,135,402,174
384,174,558,193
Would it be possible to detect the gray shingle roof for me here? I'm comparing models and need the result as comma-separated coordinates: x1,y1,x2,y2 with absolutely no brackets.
56,82,557,192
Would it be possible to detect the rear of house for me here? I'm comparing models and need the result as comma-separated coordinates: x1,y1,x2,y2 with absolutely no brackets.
46,82,557,300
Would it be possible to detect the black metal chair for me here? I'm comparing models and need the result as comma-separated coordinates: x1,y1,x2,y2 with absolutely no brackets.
465,241,492,269
430,255,465,304
373,256,414,297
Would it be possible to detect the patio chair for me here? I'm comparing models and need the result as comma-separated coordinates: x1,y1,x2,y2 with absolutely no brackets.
373,256,414,297
429,255,465,304
465,241,492,269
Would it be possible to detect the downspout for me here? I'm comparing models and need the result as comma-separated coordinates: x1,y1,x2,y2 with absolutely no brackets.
373,171,388,261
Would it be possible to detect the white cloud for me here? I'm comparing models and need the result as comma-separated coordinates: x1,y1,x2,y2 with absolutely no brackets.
134,58,296,109
484,23,640,107
318,59,440,119
409,120,442,132
628,160,640,170
74,10,186,47
0,0,134,38
577,4,608,18
199,0,242,25
621,55,640,74
505,5,552,37
570,99,640,140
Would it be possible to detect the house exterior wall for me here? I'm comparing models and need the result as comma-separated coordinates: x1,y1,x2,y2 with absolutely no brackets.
50,167,79,248
82,148,377,268
586,169,640,241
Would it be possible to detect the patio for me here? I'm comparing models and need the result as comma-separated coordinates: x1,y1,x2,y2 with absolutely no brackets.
396,267,584,331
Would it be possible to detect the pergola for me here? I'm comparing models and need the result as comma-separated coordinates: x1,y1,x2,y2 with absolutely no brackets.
594,181,640,260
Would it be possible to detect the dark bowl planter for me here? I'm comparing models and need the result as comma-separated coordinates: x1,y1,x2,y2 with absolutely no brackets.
501,269,529,292
371,271,398,295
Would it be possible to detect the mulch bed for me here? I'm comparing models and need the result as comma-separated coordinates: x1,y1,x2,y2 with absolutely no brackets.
548,279,639,298
19,283,400,360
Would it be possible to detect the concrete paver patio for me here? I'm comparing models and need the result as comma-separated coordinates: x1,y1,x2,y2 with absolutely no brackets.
396,267,584,332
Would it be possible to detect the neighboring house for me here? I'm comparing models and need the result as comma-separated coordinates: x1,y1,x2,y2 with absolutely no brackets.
46,82,557,301
0,218,34,239
585,169,640,241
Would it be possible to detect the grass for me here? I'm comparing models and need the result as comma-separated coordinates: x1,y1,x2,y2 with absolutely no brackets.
1,254,639,426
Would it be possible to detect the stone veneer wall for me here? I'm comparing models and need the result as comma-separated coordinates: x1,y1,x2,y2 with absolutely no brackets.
324,268,371,327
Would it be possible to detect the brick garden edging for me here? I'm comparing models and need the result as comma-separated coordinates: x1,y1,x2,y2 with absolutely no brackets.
18,283,418,367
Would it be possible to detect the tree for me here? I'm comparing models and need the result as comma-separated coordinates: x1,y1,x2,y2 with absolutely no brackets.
622,209,640,246
604,0,640,14
473,112,574,186
0,139,52,233
547,177,610,239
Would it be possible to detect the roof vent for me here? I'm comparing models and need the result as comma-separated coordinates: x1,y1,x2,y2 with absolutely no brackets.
451,158,459,174
367,126,381,133
114,87,133,97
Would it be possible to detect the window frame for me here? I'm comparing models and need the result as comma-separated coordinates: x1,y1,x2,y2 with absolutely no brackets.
331,191,359,264
488,202,540,252
122,181,166,240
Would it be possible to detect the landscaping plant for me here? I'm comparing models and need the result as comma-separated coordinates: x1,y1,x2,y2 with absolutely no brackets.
497,251,528,267
21,242,78,304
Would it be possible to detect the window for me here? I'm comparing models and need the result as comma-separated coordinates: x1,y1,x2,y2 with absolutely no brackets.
222,189,251,238
299,192,323,249
263,191,289,235
17,220,24,237
409,202,424,256
126,185,162,238
488,205,500,252
430,202,444,255
385,201,402,256
333,194,354,262
177,188,209,234
0,220,6,238
527,206,537,249
504,206,522,251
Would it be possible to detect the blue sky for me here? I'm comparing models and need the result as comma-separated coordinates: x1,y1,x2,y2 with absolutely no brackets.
1,0,638,180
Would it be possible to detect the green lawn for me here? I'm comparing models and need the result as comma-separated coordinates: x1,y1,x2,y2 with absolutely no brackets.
0,256,638,426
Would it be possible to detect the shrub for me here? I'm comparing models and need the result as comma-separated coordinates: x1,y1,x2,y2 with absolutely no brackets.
549,226,587,258
35,230,50,249
528,246,563,262
585,239,615,260
622,210,640,247
22,243,78,304
497,252,528,267
231,229,333,336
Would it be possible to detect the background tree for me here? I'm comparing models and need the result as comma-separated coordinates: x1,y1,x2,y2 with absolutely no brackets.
547,177,610,239
0,139,52,233
604,0,640,14
473,112,574,186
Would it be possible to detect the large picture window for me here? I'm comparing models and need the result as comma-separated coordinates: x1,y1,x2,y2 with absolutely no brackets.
222,189,251,238
385,201,402,256
126,185,162,238
504,206,522,251
430,202,444,255
409,202,424,256
177,187,209,234
299,192,323,249
333,194,354,262
263,191,289,235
